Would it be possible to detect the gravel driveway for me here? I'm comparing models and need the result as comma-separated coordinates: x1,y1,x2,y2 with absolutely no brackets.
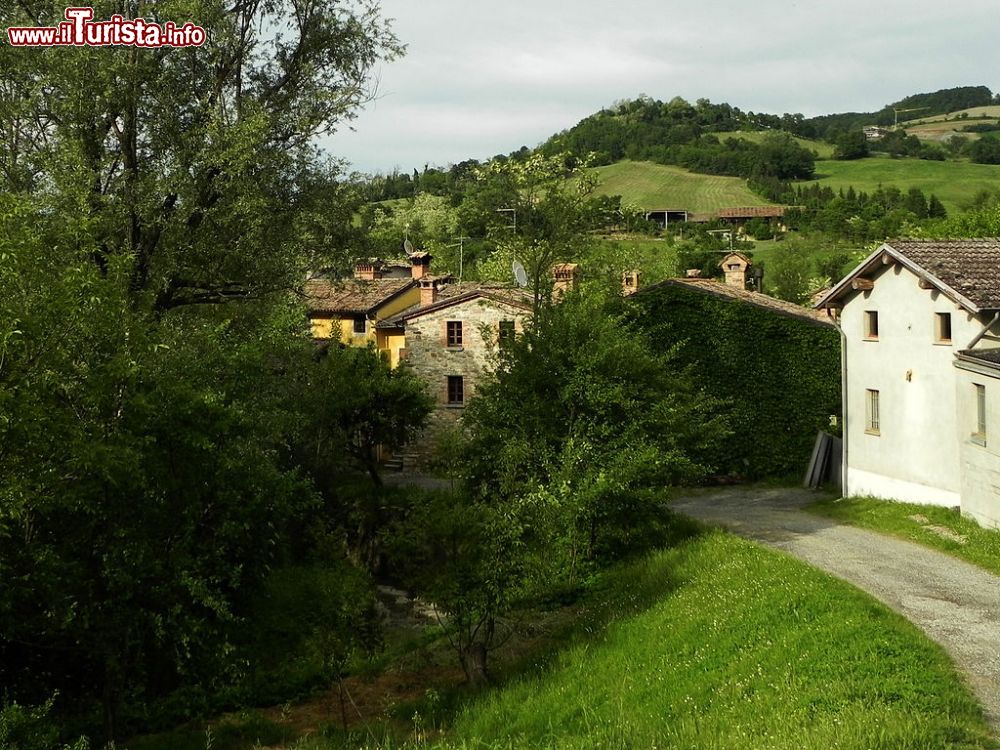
672,487,1000,733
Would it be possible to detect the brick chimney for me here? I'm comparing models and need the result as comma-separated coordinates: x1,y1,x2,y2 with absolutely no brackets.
719,252,751,289
622,269,641,296
685,269,702,278
410,251,432,280
354,261,381,280
551,263,580,298
419,277,439,306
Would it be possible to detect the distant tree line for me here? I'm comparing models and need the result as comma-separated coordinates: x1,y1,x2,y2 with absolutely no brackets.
751,179,946,241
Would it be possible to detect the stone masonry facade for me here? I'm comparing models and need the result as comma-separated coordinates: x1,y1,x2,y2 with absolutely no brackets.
401,296,531,462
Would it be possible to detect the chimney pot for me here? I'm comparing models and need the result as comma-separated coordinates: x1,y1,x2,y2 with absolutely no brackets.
420,277,438,306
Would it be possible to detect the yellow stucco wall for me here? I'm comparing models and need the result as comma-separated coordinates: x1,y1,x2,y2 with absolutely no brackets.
309,286,420,348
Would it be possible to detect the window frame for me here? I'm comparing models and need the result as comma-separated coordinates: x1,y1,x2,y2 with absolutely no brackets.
447,375,465,406
446,320,463,348
934,312,952,344
498,320,515,345
352,316,367,336
973,383,987,445
865,388,881,435
863,310,879,341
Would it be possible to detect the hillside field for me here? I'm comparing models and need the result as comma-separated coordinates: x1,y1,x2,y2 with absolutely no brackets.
589,160,772,213
805,156,1000,212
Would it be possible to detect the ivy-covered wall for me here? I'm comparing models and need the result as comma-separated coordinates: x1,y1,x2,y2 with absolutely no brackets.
630,283,841,480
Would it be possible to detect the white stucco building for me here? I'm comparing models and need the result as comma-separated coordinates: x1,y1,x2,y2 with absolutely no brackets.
817,239,1000,528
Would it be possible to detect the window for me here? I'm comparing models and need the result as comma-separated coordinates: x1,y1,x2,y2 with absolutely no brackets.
447,375,464,405
498,320,515,345
353,316,366,335
446,320,463,348
935,312,952,344
865,389,880,435
863,311,879,340
974,383,987,444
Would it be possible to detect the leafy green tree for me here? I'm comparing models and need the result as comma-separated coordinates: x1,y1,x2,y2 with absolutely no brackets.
463,153,600,304
0,0,401,740
832,129,870,160
464,291,727,568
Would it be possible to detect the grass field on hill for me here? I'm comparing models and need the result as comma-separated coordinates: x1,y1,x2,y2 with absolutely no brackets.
806,155,1000,213
589,160,772,213
296,531,994,750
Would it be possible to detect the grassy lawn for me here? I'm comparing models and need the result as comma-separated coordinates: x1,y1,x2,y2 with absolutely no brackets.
804,156,1000,213
298,532,994,750
807,497,1000,577
588,160,771,213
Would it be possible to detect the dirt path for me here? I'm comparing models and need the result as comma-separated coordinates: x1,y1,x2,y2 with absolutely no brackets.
672,487,1000,733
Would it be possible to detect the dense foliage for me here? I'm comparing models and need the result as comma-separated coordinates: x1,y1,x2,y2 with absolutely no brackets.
0,0,404,742
631,282,842,479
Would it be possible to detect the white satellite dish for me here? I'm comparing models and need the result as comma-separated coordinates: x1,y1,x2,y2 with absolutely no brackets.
403,238,415,256
512,260,528,288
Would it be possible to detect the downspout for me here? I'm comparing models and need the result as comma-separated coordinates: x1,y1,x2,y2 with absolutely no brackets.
837,317,848,496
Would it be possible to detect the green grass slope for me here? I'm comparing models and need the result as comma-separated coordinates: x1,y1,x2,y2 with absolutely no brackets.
806,156,1000,213
435,532,993,750
589,160,772,213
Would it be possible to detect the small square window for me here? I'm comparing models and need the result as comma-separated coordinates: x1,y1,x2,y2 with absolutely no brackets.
353,317,366,335
865,389,880,435
974,383,987,444
447,321,463,348
498,320,515,345
447,375,464,405
864,311,879,340
935,312,952,344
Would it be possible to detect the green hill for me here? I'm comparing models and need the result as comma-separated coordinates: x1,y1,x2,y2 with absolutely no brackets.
590,160,773,213
805,156,1000,212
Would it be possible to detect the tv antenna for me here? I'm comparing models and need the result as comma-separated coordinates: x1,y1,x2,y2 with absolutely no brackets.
512,260,528,288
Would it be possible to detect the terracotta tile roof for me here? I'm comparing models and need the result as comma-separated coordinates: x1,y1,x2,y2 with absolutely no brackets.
637,278,836,327
305,278,415,315
818,239,1000,313
378,282,533,327
886,239,1000,310
716,206,795,219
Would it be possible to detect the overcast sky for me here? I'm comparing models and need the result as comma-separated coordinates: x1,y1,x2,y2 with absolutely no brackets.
323,0,998,174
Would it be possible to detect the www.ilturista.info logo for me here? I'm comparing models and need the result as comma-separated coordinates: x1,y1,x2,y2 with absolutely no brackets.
7,7,206,47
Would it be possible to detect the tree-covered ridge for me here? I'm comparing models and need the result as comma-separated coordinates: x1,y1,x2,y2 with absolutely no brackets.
536,86,995,168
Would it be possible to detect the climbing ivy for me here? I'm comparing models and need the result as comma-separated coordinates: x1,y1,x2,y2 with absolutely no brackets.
630,283,841,479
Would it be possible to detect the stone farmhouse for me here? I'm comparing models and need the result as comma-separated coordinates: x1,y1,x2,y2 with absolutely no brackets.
817,239,1000,528
305,254,544,463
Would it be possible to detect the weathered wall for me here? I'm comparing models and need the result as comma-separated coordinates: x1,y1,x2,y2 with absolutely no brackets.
402,297,529,463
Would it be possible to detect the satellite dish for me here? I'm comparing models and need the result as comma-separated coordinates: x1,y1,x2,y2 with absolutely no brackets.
403,238,415,256
512,260,528,288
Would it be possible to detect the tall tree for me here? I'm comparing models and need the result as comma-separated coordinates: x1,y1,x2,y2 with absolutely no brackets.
0,0,401,739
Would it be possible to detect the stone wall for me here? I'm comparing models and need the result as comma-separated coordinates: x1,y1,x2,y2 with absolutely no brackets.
401,296,530,465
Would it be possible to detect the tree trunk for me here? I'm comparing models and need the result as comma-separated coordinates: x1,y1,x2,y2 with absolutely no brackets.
101,659,121,744
460,642,489,686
